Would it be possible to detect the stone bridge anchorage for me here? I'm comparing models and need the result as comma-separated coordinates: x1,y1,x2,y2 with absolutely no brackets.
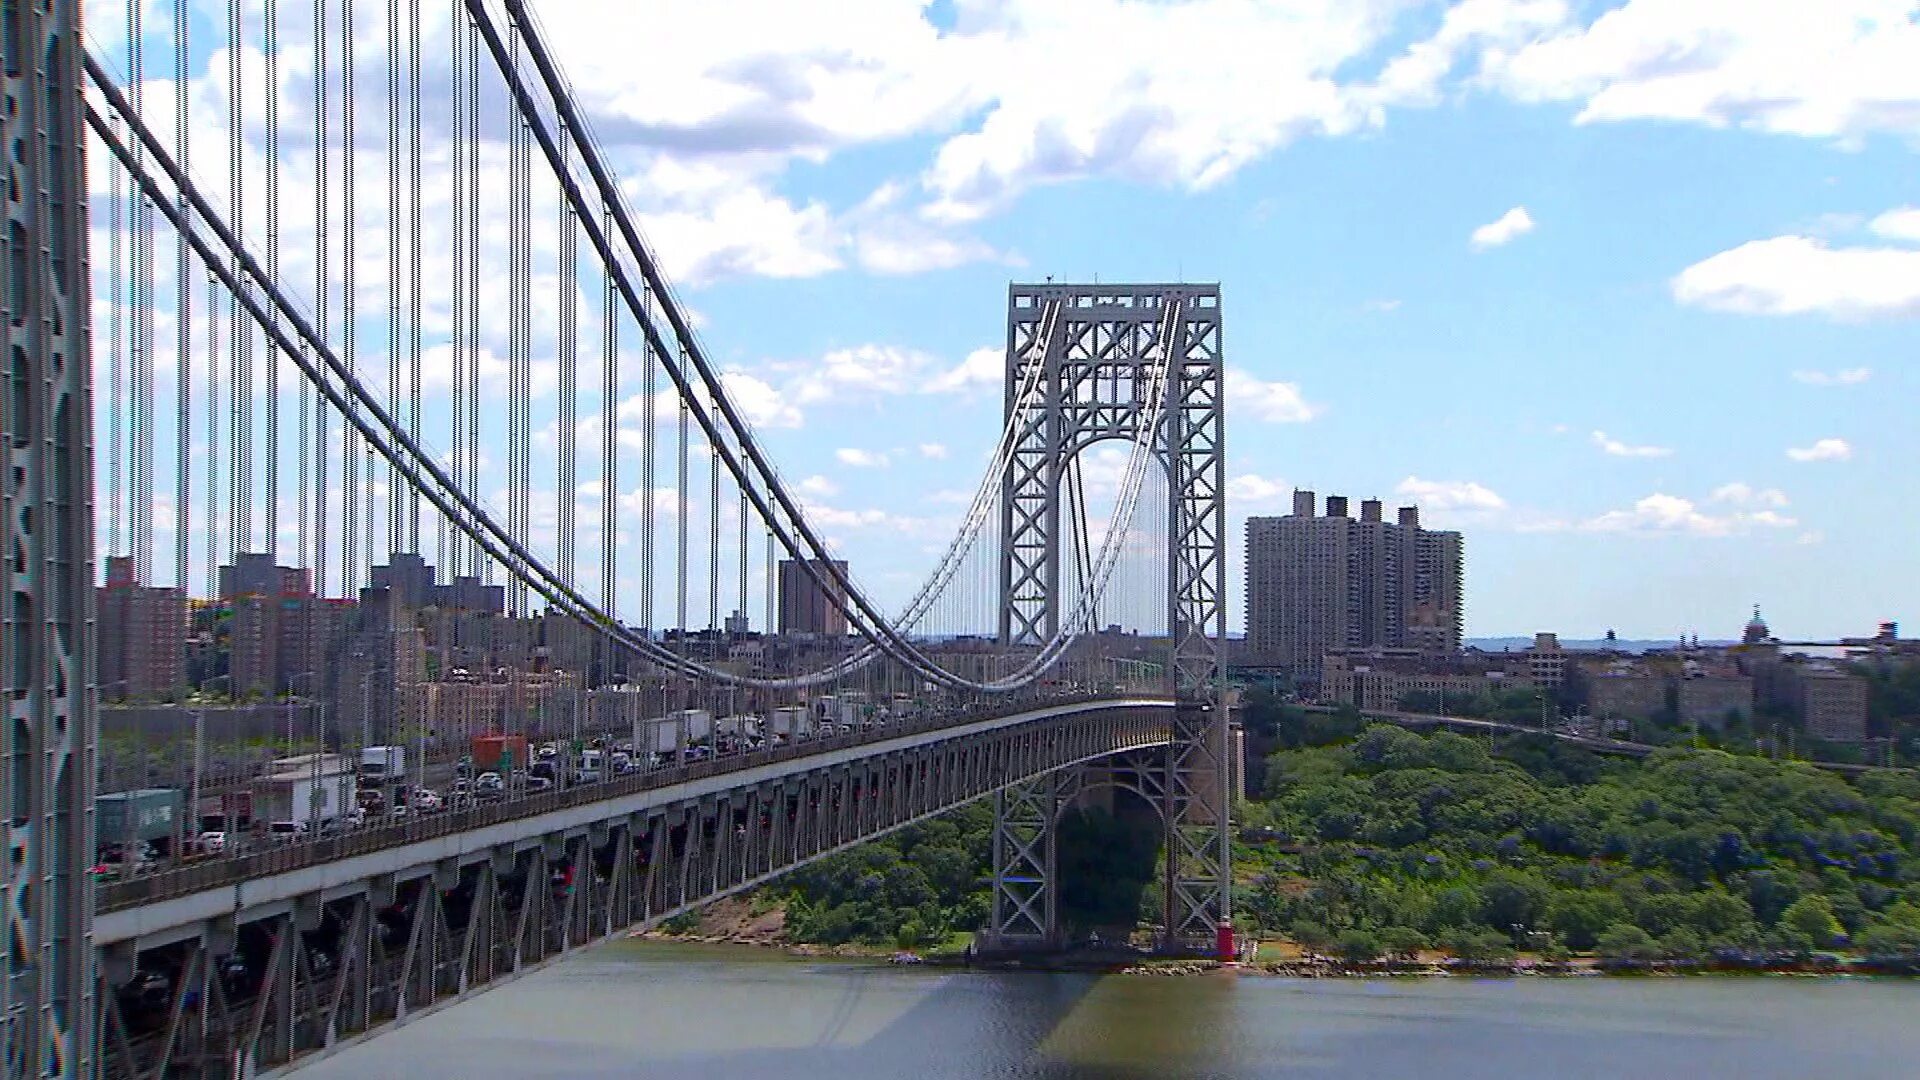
8,1,1230,1075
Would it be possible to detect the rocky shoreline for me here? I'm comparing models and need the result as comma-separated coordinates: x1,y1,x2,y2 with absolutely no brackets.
634,931,1915,980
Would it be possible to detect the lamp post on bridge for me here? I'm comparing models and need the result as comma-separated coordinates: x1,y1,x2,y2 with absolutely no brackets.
286,671,325,839
191,673,232,848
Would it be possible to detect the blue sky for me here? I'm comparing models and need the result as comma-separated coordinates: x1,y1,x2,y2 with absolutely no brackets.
531,0,1917,641
88,0,1920,641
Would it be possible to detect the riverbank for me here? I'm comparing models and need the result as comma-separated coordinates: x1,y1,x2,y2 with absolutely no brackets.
639,919,1915,979
642,893,1918,977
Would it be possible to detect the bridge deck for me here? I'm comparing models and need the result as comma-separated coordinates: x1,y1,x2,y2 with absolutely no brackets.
97,695,1175,947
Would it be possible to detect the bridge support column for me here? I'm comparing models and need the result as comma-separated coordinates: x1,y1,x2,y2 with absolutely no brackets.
981,768,1070,953
1158,703,1230,953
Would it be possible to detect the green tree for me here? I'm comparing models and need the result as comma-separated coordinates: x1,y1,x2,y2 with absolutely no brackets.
1442,927,1513,967
1546,892,1627,952
1777,895,1844,949
1595,924,1659,967
1480,869,1550,932
1333,929,1382,965
1377,926,1427,963
1291,920,1334,955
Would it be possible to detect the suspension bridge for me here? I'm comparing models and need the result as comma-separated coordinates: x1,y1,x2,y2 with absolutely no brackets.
4,1,1230,1075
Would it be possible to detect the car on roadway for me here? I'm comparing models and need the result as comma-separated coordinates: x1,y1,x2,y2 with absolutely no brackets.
197,831,227,855
475,771,504,792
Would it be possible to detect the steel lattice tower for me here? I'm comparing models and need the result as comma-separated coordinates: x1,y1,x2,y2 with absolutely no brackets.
989,283,1229,952
2,1,99,1074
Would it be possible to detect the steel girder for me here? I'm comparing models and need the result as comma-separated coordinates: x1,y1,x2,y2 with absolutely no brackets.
3,2,98,1076
994,284,1229,951
95,706,1168,1077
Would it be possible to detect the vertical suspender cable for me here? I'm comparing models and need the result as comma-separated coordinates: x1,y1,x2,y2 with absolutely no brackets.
228,0,249,559
465,15,483,581
409,0,425,553
173,0,191,595
600,209,618,619
556,138,578,587
676,379,689,637
387,0,404,557
507,22,531,615
444,0,462,577
126,0,146,576
341,0,361,592
737,489,747,630
107,104,123,562
313,0,330,596
708,438,719,631
265,0,282,556
205,269,223,600
639,283,654,630
133,4,154,584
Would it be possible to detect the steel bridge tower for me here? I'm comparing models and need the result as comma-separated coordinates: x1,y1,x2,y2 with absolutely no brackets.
987,283,1229,953
2,1,99,1075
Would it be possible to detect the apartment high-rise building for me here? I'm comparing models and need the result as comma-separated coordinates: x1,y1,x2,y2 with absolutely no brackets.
778,559,849,637
1244,490,1464,683
97,556,186,701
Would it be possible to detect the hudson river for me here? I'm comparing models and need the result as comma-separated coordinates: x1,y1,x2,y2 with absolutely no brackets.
301,941,1918,1078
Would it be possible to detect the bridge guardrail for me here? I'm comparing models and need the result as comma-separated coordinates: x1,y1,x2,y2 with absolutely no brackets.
99,692,1165,912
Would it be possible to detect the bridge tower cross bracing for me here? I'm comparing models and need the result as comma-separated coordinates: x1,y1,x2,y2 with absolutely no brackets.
2,1,100,1074
991,283,1229,952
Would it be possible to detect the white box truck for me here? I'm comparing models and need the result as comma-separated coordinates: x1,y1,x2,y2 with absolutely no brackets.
767,707,814,740
644,715,683,755
254,753,356,829
668,709,714,745
359,745,407,784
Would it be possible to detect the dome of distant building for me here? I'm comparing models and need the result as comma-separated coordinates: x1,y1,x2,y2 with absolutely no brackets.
1743,605,1770,645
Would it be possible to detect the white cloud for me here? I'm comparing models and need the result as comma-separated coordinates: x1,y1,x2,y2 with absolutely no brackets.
917,443,949,460
1369,0,1570,107
1227,369,1320,423
916,0,1401,223
718,370,804,429
1786,437,1851,463
1469,205,1535,250
1671,235,1920,320
1580,493,1797,537
921,346,1004,395
797,475,839,497
835,447,891,468
1708,483,1789,508
788,344,939,405
1870,207,1920,243
1227,474,1290,506
1361,298,1402,313
1591,430,1672,458
1791,367,1872,386
1396,476,1507,512
1480,1,1920,144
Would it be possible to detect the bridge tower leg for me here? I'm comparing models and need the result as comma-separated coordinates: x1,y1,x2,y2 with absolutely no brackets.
993,284,1229,954
3,1,99,1074
981,771,1065,952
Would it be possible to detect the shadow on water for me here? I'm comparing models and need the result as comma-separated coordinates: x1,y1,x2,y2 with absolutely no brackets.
302,942,1920,1080
385,940,1236,1080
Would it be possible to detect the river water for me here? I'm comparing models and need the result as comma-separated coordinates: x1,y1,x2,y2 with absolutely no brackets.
299,941,1918,1078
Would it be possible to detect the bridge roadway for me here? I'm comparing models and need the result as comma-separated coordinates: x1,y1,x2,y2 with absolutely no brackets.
94,695,1177,1077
